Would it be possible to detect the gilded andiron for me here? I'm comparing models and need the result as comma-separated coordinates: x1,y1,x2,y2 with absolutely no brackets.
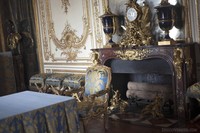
141,94,164,118
108,89,128,114
119,0,153,47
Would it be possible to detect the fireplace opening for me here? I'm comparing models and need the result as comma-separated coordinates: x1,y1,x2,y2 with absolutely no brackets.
105,58,176,118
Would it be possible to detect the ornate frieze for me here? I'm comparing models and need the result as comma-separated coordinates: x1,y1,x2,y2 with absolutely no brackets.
114,49,152,60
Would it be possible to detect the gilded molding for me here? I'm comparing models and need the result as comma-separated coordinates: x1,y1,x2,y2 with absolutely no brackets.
115,49,151,60
52,69,86,74
173,48,183,79
93,0,104,48
39,0,54,61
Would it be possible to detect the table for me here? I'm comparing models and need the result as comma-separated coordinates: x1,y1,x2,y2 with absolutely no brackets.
0,91,80,133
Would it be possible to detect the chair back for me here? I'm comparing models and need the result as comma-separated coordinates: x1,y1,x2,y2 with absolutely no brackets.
84,64,111,102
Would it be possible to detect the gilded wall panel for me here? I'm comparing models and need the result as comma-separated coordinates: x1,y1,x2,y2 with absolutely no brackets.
34,0,105,72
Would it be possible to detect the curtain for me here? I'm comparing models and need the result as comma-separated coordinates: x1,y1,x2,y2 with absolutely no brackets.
0,0,39,89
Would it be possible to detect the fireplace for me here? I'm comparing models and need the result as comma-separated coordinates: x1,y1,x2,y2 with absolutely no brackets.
105,58,174,117
105,58,172,98
92,43,198,121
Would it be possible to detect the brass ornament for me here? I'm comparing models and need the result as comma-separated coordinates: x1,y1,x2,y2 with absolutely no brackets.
120,0,153,47
115,49,151,60
7,33,21,50
173,48,183,79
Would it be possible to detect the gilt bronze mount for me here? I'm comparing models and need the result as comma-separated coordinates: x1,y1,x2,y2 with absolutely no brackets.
119,0,153,47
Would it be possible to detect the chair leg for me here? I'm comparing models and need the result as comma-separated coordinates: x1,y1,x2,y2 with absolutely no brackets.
104,113,109,131
82,119,88,133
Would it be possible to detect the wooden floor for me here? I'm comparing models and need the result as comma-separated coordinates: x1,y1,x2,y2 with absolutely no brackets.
84,118,200,133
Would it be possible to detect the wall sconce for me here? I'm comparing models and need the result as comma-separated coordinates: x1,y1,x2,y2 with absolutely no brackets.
99,0,118,48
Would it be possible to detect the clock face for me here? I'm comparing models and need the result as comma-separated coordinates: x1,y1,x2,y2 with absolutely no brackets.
126,8,138,22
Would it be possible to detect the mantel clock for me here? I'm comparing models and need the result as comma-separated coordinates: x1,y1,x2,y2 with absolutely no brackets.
120,0,153,47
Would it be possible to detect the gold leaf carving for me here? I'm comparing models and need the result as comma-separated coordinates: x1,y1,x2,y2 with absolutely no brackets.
173,48,183,79
61,0,70,13
115,49,151,60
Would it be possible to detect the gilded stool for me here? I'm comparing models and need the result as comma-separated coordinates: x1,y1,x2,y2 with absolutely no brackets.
62,74,85,97
45,73,73,95
29,73,53,92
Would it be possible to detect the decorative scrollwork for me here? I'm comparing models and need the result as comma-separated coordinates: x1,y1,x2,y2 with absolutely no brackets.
114,49,151,60
61,0,70,13
46,0,90,61
173,48,183,79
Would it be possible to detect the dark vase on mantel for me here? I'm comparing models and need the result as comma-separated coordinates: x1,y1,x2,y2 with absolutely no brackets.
155,0,174,41
100,11,117,48
99,0,118,48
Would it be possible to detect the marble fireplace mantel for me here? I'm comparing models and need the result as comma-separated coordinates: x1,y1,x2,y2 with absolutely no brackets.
92,43,198,121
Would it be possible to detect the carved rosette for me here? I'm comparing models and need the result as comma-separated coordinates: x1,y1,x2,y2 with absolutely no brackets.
114,49,152,60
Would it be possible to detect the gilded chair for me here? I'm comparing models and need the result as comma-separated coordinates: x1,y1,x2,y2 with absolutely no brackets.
186,81,200,123
74,52,112,133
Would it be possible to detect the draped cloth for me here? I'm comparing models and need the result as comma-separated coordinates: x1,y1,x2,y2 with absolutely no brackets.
0,91,80,133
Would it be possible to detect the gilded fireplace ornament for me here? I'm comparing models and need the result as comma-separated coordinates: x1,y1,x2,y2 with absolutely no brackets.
173,48,183,79
115,49,151,60
119,0,153,47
